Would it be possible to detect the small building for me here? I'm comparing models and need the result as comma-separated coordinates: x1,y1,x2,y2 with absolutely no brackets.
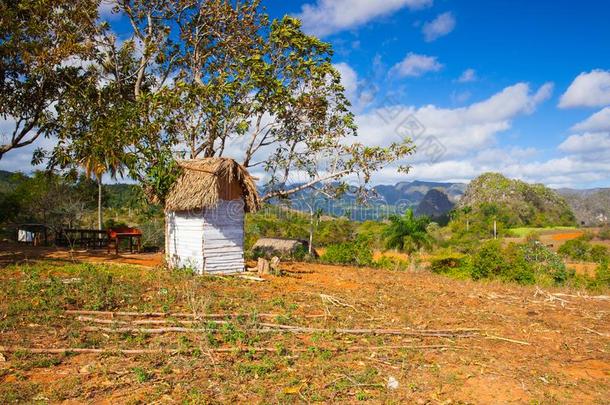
164,158,260,274
252,238,317,259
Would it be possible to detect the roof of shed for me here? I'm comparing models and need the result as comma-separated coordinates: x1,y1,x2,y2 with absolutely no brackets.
165,158,260,213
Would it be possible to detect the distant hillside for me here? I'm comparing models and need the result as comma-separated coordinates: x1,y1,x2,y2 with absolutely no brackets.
558,188,610,226
415,189,454,219
458,173,576,227
373,180,466,205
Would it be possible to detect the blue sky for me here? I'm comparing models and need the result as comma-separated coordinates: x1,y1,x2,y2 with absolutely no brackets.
2,0,609,188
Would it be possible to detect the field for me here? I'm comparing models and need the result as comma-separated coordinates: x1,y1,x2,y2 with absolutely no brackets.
508,227,579,238
1,247,609,404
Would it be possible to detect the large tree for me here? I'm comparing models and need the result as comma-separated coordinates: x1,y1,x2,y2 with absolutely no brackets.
0,0,99,159
50,0,414,204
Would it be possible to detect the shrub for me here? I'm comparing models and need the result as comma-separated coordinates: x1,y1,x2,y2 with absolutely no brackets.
558,238,590,261
595,260,610,287
321,237,373,266
521,241,570,284
471,241,511,280
598,227,610,240
589,245,609,264
430,251,468,274
374,256,409,271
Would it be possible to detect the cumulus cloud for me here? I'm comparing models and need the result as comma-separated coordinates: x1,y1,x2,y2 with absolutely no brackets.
457,68,477,83
559,69,610,108
296,0,433,37
355,82,553,161
391,53,443,77
558,132,610,155
571,107,610,132
422,12,456,42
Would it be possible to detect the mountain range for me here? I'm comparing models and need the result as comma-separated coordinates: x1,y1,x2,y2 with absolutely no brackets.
2,169,609,224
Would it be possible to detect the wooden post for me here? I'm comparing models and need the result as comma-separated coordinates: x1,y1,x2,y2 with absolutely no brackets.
493,221,497,240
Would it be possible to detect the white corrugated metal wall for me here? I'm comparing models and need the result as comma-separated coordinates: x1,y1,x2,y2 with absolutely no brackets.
202,200,245,274
166,211,205,272
166,200,245,274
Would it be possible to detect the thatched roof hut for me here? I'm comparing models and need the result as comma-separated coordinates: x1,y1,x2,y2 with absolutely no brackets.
165,158,260,274
252,238,317,258
165,158,260,213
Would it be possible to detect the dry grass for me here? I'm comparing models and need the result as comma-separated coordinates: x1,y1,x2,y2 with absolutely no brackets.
0,258,609,403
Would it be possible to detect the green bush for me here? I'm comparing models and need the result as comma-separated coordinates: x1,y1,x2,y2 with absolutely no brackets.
321,237,373,266
598,227,610,241
374,256,409,271
429,251,468,274
595,260,610,287
558,238,609,263
589,245,609,264
471,240,511,280
521,241,570,284
558,238,591,261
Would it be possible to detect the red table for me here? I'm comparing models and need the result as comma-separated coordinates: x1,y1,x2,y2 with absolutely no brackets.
107,227,142,255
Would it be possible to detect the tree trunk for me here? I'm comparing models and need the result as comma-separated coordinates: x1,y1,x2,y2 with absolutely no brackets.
97,177,103,230
308,208,314,255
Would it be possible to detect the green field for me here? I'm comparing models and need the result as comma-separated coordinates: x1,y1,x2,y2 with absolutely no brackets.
508,226,579,238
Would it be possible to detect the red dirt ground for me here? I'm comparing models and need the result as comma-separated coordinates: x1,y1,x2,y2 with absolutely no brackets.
1,243,609,403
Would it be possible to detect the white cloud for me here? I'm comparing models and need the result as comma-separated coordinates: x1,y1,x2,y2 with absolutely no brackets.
457,68,477,83
571,107,610,132
558,132,610,155
333,62,377,112
422,12,456,42
333,63,359,102
391,53,443,77
296,0,433,37
355,82,553,161
559,69,610,108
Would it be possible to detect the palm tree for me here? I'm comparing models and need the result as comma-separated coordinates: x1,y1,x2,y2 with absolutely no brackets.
383,208,433,254
80,143,124,230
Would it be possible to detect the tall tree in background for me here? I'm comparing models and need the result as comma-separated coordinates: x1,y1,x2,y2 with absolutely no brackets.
0,0,98,159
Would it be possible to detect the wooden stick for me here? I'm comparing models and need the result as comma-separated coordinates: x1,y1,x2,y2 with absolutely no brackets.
75,316,233,326
484,334,530,345
82,324,479,337
0,344,461,356
66,310,281,319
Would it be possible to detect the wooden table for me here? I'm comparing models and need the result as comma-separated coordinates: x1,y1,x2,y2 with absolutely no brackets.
107,228,142,255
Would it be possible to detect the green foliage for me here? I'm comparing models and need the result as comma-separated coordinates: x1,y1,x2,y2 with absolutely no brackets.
321,237,373,267
357,220,389,250
471,240,511,280
595,260,610,287
245,207,355,250
598,227,610,241
431,240,573,286
384,209,432,253
133,367,152,383
430,251,469,276
558,238,608,263
0,0,99,160
0,171,98,230
373,256,409,271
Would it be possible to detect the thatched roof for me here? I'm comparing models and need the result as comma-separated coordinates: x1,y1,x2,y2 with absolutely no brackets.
165,158,260,213
252,238,318,257
253,238,307,251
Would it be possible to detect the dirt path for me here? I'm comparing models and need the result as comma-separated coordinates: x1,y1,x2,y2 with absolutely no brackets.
0,242,163,268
